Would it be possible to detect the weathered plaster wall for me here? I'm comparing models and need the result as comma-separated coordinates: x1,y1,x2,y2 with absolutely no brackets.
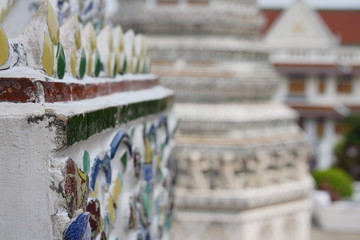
0,107,59,239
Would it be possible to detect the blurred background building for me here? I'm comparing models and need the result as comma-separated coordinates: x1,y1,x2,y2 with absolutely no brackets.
261,0,360,170
261,0,360,237
114,1,312,240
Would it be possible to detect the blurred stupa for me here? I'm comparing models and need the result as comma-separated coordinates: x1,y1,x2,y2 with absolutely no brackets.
112,1,312,240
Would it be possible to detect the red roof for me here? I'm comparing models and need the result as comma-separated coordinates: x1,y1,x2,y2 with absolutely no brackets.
288,104,343,119
262,10,282,34
262,9,360,45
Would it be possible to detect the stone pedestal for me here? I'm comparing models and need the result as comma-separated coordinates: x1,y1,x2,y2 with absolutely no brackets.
113,0,313,239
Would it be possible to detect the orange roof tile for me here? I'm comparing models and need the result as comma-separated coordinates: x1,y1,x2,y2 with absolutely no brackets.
262,10,282,34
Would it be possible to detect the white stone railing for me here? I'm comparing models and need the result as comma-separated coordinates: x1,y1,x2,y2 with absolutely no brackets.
338,48,360,65
149,0,256,10
269,49,336,64
269,48,360,66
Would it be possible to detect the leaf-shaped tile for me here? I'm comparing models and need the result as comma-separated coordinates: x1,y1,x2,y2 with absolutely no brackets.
0,27,9,66
42,33,54,76
56,42,66,79
47,1,59,45
79,48,86,79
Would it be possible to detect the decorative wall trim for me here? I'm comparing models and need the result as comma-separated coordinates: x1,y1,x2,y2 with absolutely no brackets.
66,96,174,145
26,94,174,149
0,73,158,103
175,177,312,210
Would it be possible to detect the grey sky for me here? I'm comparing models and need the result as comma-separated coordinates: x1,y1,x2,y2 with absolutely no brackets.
257,0,360,9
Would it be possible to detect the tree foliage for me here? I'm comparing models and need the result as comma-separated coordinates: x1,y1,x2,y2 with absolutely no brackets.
312,167,354,201
334,115,360,180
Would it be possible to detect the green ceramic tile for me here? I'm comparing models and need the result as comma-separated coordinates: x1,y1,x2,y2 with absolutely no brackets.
83,151,90,174
113,58,117,77
94,50,102,77
56,42,66,79
66,96,174,146
79,48,86,79
122,57,127,74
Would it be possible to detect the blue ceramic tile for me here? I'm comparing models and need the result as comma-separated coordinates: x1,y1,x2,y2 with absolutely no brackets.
103,154,112,185
64,212,90,240
90,156,102,190
142,163,153,183
147,125,156,139
158,116,169,145
90,154,112,189
157,115,166,127
110,130,132,159
83,1,94,14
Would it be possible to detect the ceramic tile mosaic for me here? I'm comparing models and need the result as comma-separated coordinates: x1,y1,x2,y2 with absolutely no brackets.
50,114,176,240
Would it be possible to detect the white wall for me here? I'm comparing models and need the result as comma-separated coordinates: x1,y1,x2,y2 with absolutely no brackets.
275,74,360,105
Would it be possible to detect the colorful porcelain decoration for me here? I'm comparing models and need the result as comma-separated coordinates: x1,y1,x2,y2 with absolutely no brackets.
64,212,91,240
0,26,8,66
56,42,66,79
42,33,54,76
86,199,103,239
47,1,60,45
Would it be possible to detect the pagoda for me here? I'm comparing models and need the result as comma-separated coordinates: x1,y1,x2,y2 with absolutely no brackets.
113,1,312,240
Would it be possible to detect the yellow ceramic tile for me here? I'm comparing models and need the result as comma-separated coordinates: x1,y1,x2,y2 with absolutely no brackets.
112,178,122,205
120,41,124,54
145,139,152,164
99,215,104,233
76,168,88,209
0,26,9,66
107,196,115,224
116,52,122,74
70,47,77,77
42,33,54,76
47,1,59,45
87,49,93,76
126,55,133,73
73,16,81,50
156,155,161,169
87,23,97,51
90,182,98,198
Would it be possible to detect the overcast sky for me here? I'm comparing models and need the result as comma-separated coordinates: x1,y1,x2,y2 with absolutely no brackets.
257,0,360,9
